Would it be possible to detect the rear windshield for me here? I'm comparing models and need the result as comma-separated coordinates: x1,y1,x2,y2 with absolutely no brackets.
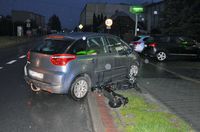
132,36,141,41
32,39,74,54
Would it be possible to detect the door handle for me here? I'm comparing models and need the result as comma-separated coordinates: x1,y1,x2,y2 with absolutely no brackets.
91,58,96,63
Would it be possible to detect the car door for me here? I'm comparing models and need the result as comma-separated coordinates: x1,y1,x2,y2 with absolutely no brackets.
166,36,182,55
106,36,130,83
176,37,198,56
87,36,115,85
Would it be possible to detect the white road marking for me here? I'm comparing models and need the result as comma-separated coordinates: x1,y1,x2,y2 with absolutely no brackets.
19,55,26,59
6,60,17,65
0,67,3,69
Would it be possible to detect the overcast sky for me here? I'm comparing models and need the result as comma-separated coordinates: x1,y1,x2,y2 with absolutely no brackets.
0,0,159,29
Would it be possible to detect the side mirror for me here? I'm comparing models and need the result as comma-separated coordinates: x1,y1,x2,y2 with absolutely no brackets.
127,48,133,54
118,48,132,55
118,49,126,55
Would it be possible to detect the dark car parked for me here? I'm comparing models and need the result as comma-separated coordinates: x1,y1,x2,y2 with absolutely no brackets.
24,32,140,100
142,35,200,61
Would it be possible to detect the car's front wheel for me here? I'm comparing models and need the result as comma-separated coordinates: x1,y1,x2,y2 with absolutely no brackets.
128,64,139,84
70,76,90,101
156,51,167,61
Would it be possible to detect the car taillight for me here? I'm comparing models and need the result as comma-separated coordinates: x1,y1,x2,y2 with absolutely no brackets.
148,43,157,47
132,42,141,45
27,50,30,61
50,54,76,66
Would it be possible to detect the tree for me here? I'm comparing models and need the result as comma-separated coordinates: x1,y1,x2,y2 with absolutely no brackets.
181,0,200,40
162,0,200,41
48,15,61,31
104,16,107,22
100,13,104,24
0,15,13,36
162,0,185,34
97,14,101,26
93,13,98,32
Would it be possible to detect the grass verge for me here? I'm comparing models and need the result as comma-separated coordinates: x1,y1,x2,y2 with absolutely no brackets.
112,90,194,132
0,36,31,48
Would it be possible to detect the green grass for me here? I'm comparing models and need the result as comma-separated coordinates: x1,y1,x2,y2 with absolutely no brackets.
0,36,30,48
112,90,194,132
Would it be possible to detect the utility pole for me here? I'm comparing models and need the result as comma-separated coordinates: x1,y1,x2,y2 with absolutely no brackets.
130,6,144,36
135,14,138,36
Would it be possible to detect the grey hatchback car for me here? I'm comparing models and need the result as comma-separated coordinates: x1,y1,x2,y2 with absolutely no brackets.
24,32,140,100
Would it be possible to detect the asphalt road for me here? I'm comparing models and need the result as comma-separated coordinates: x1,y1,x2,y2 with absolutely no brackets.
138,57,200,131
0,39,92,132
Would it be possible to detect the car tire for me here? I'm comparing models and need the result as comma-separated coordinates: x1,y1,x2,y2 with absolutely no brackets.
70,76,90,101
128,64,139,84
156,51,167,61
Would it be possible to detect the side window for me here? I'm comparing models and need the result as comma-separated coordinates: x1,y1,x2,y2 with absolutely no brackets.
178,37,194,47
143,37,149,42
170,37,177,43
87,37,106,54
68,39,87,55
175,37,182,44
159,36,170,43
107,37,129,53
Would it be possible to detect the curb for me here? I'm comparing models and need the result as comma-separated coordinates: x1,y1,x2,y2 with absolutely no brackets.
87,92,118,132
87,92,105,132
137,83,172,113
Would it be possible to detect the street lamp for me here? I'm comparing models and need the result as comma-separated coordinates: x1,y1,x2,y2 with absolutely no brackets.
153,10,158,28
129,6,144,36
78,24,83,30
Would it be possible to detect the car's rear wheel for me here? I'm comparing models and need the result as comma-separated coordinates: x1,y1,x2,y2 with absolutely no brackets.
70,76,90,101
156,51,167,61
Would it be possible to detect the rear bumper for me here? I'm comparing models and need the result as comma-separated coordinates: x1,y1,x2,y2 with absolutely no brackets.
24,76,66,94
143,47,157,57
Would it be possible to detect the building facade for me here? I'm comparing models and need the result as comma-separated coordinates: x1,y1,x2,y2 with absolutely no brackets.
80,3,136,26
80,1,165,34
143,1,165,33
12,10,45,28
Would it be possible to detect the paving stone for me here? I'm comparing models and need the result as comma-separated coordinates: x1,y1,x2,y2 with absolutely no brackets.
138,62,200,131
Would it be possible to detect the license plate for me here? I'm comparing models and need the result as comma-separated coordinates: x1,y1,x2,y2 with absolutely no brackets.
29,70,44,79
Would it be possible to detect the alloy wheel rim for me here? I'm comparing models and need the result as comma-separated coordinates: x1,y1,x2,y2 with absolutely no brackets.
130,65,138,77
129,65,138,83
157,52,166,61
74,80,88,98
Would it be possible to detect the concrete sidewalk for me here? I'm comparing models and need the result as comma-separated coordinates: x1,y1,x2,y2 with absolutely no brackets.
87,79,197,132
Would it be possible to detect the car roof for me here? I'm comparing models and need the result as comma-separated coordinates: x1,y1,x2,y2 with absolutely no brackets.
47,32,115,40
138,35,150,38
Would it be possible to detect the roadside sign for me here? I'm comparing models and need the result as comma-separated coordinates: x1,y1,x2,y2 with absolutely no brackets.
130,6,144,14
106,26,111,29
26,19,31,28
105,19,113,27
78,24,83,30
105,19,113,30
26,23,31,28
26,19,31,23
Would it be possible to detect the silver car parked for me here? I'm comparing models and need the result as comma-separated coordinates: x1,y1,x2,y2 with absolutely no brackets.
24,32,140,100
